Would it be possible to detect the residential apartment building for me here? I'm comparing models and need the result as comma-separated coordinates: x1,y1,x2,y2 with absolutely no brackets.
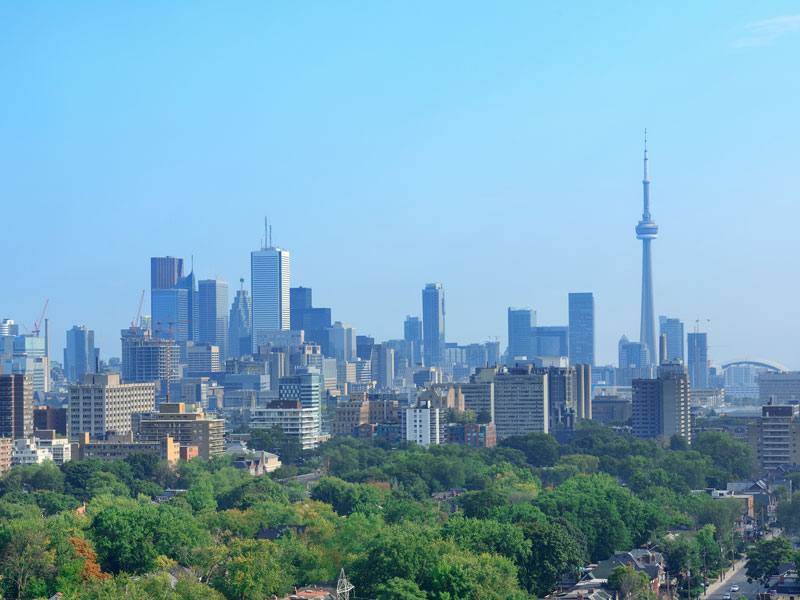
71,431,180,462
493,365,549,438
445,423,496,448
0,372,33,439
748,401,800,470
69,373,156,440
250,400,321,450
32,430,72,465
404,400,443,447
0,438,11,475
330,394,402,437
631,362,691,443
138,403,224,459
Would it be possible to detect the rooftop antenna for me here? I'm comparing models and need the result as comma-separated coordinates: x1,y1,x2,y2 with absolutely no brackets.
269,224,273,248
264,216,269,250
240,276,245,290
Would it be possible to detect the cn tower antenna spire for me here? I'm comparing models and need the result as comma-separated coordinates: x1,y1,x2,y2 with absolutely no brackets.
635,130,658,365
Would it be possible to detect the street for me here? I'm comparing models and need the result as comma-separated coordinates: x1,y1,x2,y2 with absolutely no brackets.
704,564,764,600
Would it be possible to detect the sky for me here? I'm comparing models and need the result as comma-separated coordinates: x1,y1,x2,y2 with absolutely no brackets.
2,2,800,368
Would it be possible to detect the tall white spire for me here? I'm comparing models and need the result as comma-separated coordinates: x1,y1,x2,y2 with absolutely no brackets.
642,129,651,219
635,130,658,365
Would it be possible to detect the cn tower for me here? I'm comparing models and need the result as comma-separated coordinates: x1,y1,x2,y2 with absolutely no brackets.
635,131,658,364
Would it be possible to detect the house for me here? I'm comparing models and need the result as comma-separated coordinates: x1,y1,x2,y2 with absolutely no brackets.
555,579,615,600
727,480,778,517
274,589,334,600
156,489,187,504
766,572,800,600
232,451,281,475
431,488,467,513
255,524,308,541
589,549,665,596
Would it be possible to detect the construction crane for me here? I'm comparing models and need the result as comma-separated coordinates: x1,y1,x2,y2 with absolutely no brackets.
131,289,145,333
32,299,49,336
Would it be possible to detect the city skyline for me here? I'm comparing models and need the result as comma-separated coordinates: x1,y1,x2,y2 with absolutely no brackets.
3,3,800,367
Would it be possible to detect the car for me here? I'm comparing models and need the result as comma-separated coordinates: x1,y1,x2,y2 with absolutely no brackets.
731,585,740,593
723,594,731,600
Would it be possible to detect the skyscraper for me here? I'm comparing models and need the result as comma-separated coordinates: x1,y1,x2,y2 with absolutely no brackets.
617,335,653,386
150,256,184,290
175,271,199,343
229,278,252,359
151,287,190,342
251,222,290,352
659,316,685,363
290,287,313,311
687,332,709,388
64,325,96,381
635,133,658,365
422,283,446,367
404,316,423,367
328,322,356,362
507,308,535,363
370,344,395,390
568,293,595,366
199,279,229,361
533,326,569,358
404,316,423,344
289,287,331,347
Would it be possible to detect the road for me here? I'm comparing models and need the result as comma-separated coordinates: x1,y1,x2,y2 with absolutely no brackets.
704,563,764,600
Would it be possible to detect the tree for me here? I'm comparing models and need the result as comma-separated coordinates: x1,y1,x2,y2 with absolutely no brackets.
661,534,699,585
311,477,385,516
777,491,800,535
69,536,110,584
519,521,586,597
696,497,742,540
499,432,559,467
429,560,473,600
90,499,210,574
457,486,507,519
746,537,795,585
375,577,428,600
0,520,57,599
694,524,722,573
607,566,651,600
33,490,81,516
693,432,755,479
441,515,530,564
249,426,302,464
669,434,689,451
125,453,161,481
210,539,286,600
350,523,440,597
185,475,217,513
86,471,131,499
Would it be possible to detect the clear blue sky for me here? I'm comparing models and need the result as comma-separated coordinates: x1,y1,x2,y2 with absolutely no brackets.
2,2,799,367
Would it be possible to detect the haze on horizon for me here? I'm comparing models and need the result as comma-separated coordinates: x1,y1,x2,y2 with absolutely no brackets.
2,2,799,368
